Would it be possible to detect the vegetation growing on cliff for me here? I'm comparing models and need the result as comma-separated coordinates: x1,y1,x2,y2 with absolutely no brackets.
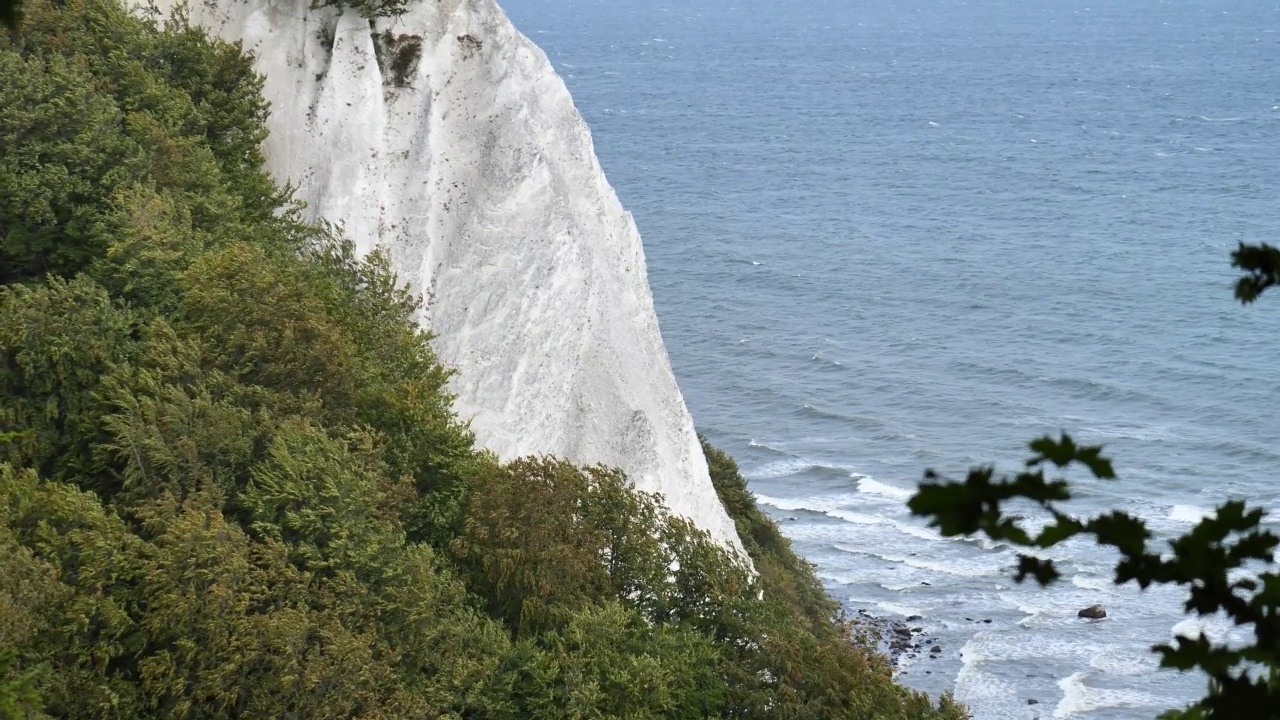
0,1,965,717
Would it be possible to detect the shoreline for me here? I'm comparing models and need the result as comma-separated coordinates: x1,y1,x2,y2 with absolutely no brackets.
850,608,942,673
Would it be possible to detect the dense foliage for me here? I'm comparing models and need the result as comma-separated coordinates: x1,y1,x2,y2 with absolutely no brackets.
908,248,1280,718
0,1,966,717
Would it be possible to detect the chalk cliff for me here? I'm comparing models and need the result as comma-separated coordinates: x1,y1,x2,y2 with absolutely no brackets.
156,0,746,555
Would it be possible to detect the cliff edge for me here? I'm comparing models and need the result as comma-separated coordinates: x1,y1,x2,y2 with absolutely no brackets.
154,0,746,555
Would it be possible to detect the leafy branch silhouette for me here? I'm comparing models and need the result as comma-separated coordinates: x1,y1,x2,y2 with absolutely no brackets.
908,243,1280,719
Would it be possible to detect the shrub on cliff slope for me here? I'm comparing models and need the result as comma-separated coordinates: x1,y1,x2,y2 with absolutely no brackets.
0,1,966,718
704,439,840,633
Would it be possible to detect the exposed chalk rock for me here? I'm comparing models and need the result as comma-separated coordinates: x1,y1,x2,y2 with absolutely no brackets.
152,0,747,557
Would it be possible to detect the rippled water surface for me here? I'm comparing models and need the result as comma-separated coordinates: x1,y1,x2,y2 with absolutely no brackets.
502,0,1280,716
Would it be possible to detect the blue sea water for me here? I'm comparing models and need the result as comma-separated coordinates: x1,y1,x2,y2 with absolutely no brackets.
501,0,1280,717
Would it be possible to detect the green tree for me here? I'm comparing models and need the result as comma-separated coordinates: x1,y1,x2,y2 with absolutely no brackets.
703,448,966,720
1,0,18,29
500,602,729,720
703,439,842,634
908,243,1280,719
450,456,742,637
0,278,139,488
0,0,973,717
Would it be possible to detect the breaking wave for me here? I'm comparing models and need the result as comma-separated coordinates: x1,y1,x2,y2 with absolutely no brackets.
1053,672,1160,718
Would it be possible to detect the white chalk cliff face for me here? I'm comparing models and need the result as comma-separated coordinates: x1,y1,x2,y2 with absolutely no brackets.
156,0,747,555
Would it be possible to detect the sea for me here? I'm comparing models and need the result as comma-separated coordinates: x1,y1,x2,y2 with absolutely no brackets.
500,0,1280,717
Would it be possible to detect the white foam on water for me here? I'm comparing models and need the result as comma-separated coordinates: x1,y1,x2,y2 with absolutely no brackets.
775,519,868,546
960,630,1099,667
876,600,925,618
960,533,1008,552
1170,615,1249,645
751,491,838,512
893,520,944,541
1053,672,1160,718
1016,613,1057,630
1001,591,1106,629
1088,646,1157,675
1003,593,1058,627
787,500,1011,554
828,509,886,525
879,581,922,592
755,489,950,547
1169,504,1213,524
817,569,865,586
950,614,1173,717
750,492,802,511
749,459,821,480
963,631,1000,662
1171,617,1207,640
1071,573,1110,591
953,635,1030,719
857,477,916,502
831,507,943,539
893,649,921,678
1000,588,1123,629
875,551,1008,578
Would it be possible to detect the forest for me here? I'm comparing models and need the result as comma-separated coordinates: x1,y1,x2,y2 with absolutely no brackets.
0,0,966,717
